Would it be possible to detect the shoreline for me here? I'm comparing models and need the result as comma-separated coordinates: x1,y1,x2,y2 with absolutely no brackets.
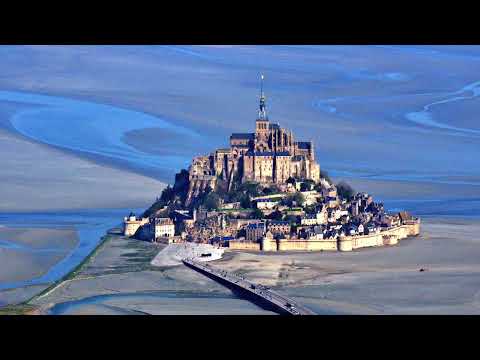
0,228,117,315
28,231,273,315
6,215,479,315
2,89,480,208
0,90,194,184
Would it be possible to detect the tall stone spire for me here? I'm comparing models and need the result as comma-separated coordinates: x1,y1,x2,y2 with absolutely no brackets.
258,74,267,120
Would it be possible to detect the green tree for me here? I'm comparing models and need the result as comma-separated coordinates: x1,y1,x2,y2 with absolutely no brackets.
300,180,315,192
262,184,280,195
320,169,332,184
214,178,229,201
337,181,356,200
293,192,305,207
143,185,176,217
239,194,251,209
241,182,261,197
203,192,221,210
251,208,264,219
281,195,293,207
286,177,296,185
161,185,176,203
267,210,283,220
284,215,299,225
304,204,316,214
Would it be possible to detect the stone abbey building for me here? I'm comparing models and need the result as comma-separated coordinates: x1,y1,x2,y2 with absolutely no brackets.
186,77,320,204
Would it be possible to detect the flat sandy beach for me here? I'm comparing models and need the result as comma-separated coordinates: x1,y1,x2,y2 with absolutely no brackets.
27,216,480,315
0,128,166,212
0,227,78,283
31,234,274,315
210,217,480,314
0,226,78,306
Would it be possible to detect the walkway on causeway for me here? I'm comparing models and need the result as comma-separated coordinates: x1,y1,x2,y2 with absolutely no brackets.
182,258,316,315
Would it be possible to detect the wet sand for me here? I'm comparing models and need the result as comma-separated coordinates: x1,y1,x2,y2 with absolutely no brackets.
0,227,78,306
31,217,480,315
1,46,479,190
0,46,479,210
211,217,480,314
0,209,136,307
0,128,165,212
0,227,78,283
32,234,274,315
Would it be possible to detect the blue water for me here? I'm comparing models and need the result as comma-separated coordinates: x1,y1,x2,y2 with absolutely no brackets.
0,239,63,253
382,198,480,218
0,208,140,291
405,80,480,137
0,91,199,180
1,47,480,219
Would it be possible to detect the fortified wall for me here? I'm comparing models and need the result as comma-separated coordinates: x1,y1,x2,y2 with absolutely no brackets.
338,221,420,252
229,220,420,253
123,215,149,237
229,240,261,251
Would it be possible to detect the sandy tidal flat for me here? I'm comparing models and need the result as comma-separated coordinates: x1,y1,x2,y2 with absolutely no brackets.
0,227,78,283
0,227,78,306
0,128,165,212
32,234,274,315
211,217,480,314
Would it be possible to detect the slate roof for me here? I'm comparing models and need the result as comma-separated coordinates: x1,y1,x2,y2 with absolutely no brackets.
297,141,311,150
246,223,266,230
292,155,305,161
232,144,251,148
230,133,254,140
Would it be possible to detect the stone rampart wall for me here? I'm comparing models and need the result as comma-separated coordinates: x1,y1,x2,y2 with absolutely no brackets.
229,240,261,251
278,238,338,251
226,222,420,253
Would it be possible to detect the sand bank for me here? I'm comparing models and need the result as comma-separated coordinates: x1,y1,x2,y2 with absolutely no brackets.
1,46,480,193
32,235,274,315
0,226,79,306
212,217,480,314
0,227,78,284
0,128,165,212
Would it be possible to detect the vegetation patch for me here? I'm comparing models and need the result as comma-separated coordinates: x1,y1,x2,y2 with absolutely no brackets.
0,304,39,315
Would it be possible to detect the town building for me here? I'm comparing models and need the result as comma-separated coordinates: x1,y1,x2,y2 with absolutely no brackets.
246,222,266,242
267,220,291,238
154,218,175,239
255,198,280,210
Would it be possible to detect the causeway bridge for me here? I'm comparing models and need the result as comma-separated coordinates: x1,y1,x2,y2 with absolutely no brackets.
182,258,316,315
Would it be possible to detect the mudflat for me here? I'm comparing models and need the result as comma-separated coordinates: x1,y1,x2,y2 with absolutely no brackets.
211,217,480,314
32,217,480,315
32,234,274,315
0,227,78,283
0,227,78,306
0,128,165,212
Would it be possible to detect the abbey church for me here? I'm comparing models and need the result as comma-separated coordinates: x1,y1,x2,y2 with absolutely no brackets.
187,76,320,204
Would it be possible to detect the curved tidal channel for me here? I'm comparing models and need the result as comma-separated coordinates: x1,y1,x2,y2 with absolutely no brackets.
47,291,240,315
0,90,199,179
0,208,140,292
